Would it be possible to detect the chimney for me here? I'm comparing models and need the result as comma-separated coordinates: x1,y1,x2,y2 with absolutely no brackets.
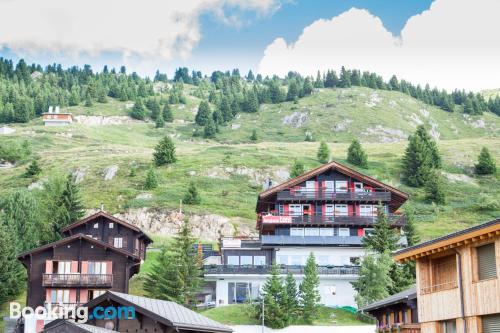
48,106,53,113
55,106,60,113
100,203,104,211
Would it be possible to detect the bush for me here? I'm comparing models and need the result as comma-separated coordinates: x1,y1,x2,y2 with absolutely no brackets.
347,139,368,168
0,140,31,163
25,159,42,177
184,182,201,205
144,168,158,190
475,147,496,175
153,136,177,166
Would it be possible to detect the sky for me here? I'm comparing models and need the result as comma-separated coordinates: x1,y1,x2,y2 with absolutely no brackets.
0,0,499,91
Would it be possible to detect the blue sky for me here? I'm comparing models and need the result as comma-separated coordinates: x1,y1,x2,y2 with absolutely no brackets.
0,0,498,90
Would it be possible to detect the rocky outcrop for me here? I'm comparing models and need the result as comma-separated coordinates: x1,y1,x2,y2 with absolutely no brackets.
205,166,289,188
103,165,118,180
74,115,139,126
282,112,309,128
72,167,86,184
100,208,257,241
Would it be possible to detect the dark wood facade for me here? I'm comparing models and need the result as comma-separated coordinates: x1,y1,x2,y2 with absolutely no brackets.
17,211,152,309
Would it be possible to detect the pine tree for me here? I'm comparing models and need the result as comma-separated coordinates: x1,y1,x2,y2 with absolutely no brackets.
144,168,158,190
144,245,183,302
130,99,146,120
258,265,287,329
0,224,25,304
25,159,42,177
84,93,93,107
286,80,299,101
250,129,258,141
283,273,299,321
1,190,46,251
314,71,324,88
155,113,165,128
195,100,211,126
290,159,305,178
352,253,392,308
402,125,441,187
203,118,217,139
153,136,177,166
403,207,420,247
162,103,174,122
425,170,446,205
299,253,320,323
388,262,415,295
317,141,330,163
183,181,201,205
56,174,85,233
347,139,368,168
363,208,400,254
244,91,259,113
475,147,497,175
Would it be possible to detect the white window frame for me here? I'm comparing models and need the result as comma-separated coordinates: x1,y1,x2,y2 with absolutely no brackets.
240,256,253,266
354,182,364,192
324,181,334,193
51,290,70,304
227,256,239,266
290,228,304,236
56,261,72,274
289,204,303,216
89,262,107,275
254,256,266,266
305,181,316,197
109,223,114,229
320,228,334,236
339,228,350,237
276,255,288,265
325,204,335,216
360,205,375,217
335,204,348,216
113,237,123,248
335,180,348,193
93,223,99,229
304,228,320,236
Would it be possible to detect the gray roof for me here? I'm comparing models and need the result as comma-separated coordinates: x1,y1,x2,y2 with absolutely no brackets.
42,320,118,333
395,218,500,256
360,286,417,312
108,292,232,333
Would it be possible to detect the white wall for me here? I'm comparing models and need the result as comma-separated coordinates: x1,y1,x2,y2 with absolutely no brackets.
211,275,358,307
230,325,376,333
275,247,366,266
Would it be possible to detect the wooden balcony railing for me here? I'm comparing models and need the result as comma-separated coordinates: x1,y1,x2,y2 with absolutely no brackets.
260,213,406,226
277,188,391,202
420,280,458,294
378,324,421,333
42,274,113,287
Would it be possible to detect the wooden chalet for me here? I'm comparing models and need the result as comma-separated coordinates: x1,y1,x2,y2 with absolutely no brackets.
83,291,233,333
17,211,152,310
394,218,500,333
361,286,420,333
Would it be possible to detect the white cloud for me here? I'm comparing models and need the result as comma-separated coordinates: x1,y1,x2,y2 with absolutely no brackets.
0,0,279,64
258,0,500,91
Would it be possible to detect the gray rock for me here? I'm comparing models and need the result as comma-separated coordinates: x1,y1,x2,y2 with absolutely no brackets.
103,165,118,181
282,112,309,128
0,161,14,169
135,193,153,200
71,167,86,184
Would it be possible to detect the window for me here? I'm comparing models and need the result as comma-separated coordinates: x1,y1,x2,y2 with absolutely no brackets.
88,290,106,300
290,255,302,266
254,256,266,266
290,228,304,236
289,204,303,216
360,205,375,217
335,181,348,193
335,204,348,216
364,228,375,236
477,243,497,280
324,181,334,193
304,228,319,236
227,256,239,266
51,290,70,304
54,261,72,274
320,228,334,236
276,255,288,265
305,181,316,197
109,223,114,229
339,228,350,237
325,204,334,216
440,320,456,333
354,182,364,192
113,237,123,248
93,223,99,229
228,282,253,304
240,256,252,266
482,314,500,333
88,262,107,275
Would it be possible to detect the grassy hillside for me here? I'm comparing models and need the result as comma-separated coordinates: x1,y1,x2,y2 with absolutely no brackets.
0,87,499,239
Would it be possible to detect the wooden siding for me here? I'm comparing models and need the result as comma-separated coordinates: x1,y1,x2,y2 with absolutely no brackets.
416,235,500,330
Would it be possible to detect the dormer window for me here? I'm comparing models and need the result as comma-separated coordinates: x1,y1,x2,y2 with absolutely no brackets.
109,223,114,229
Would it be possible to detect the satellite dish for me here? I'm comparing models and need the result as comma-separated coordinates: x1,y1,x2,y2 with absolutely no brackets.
104,321,115,330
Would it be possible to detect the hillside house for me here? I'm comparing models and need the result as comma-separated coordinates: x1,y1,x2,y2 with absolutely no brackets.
203,160,409,307
394,218,500,333
42,106,73,126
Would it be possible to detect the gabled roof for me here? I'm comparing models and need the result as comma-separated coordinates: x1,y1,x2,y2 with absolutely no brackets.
394,218,500,262
259,160,408,200
85,291,232,333
360,286,417,312
256,160,409,212
61,210,152,243
17,233,141,262
42,320,118,333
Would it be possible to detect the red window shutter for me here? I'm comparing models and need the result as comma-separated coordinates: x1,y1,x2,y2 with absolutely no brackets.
355,204,360,216
358,228,364,237
348,205,354,216
69,289,77,303
106,261,113,275
81,261,88,274
45,260,53,274
310,204,315,216
284,204,289,215
322,204,326,216
79,289,88,303
45,289,51,303
71,261,78,273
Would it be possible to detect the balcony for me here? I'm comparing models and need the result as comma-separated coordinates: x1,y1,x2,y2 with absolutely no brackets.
42,274,113,287
204,265,360,276
260,213,406,226
277,188,391,202
261,235,363,246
